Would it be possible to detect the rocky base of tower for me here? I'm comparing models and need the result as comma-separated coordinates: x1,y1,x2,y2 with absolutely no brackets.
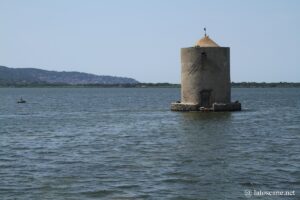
170,101,241,112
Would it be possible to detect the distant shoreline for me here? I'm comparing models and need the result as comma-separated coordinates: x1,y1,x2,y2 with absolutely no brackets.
1,82,300,88
2,66,299,88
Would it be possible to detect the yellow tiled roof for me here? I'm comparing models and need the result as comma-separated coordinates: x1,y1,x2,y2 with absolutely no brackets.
195,35,219,47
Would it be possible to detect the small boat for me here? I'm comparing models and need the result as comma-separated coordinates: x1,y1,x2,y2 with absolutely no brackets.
17,97,26,103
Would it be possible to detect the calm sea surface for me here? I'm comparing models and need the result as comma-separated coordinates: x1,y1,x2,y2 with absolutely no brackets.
0,88,299,200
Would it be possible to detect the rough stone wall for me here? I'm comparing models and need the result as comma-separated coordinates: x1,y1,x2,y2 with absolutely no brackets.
181,47,231,106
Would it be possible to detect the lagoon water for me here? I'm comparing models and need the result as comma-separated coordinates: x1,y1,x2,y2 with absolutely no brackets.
0,88,299,199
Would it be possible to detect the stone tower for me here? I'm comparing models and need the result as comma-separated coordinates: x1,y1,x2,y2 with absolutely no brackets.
171,31,241,111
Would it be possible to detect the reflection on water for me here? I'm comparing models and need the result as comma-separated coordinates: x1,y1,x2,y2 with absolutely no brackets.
0,88,299,200
181,111,232,120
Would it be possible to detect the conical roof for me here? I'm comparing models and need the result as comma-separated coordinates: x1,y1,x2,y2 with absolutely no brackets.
195,35,219,47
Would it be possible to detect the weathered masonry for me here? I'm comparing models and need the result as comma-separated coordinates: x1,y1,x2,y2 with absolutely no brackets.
171,30,241,112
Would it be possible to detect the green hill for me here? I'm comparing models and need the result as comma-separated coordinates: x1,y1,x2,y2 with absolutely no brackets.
0,66,139,86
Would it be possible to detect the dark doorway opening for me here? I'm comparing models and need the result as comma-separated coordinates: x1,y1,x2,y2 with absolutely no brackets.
200,90,212,108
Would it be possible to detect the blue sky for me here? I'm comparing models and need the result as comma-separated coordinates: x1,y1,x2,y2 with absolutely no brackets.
0,0,299,83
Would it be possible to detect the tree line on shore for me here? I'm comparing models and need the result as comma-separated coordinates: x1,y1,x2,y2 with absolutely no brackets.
1,82,300,88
